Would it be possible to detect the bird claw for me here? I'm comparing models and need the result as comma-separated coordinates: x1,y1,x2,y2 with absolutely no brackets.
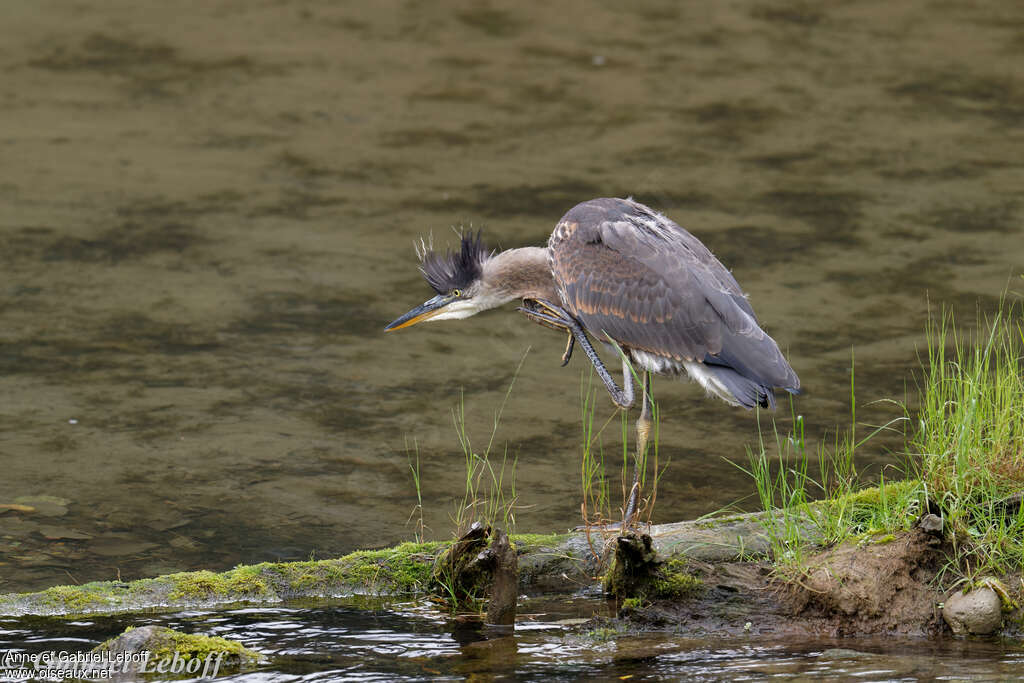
519,299,580,367
560,332,575,366
517,303,568,332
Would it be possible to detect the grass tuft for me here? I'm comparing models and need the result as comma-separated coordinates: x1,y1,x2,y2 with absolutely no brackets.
449,349,529,537
578,364,666,530
743,298,1024,584
910,305,1024,580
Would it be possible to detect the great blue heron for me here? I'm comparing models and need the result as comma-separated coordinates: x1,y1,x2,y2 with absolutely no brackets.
386,197,800,524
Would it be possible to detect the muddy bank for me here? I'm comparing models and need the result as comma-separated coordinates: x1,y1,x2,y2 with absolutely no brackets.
606,526,970,639
788,525,950,636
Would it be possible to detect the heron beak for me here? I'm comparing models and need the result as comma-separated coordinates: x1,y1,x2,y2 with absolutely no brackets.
384,294,453,331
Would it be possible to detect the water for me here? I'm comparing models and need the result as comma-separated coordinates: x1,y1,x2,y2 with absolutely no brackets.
2,600,1023,681
1,0,1023,677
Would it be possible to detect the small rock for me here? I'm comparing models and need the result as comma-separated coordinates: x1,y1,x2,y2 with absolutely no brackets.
90,533,159,557
917,513,943,535
95,625,162,661
12,550,71,568
169,535,200,550
102,511,138,531
90,624,261,678
147,513,192,532
14,496,69,517
37,525,93,540
0,504,35,513
943,587,1002,635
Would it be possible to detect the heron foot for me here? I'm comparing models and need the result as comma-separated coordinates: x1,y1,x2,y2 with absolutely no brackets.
517,299,573,331
561,331,575,366
518,299,580,367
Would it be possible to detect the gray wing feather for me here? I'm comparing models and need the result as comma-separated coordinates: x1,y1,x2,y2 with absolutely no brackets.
550,198,799,392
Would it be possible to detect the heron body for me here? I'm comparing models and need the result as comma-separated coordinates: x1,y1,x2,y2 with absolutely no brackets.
386,197,800,523
548,198,799,409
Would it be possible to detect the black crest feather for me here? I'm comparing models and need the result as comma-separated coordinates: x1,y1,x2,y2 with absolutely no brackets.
418,231,492,294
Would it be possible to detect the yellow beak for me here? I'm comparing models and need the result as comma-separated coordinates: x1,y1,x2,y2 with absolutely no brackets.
384,294,452,332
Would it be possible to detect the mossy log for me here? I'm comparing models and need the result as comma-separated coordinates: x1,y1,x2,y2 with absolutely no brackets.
0,512,791,618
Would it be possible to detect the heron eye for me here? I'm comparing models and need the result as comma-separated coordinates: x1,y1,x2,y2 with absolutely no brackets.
451,289,462,297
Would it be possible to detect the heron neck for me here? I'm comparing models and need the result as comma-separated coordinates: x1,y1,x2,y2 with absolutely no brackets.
484,247,558,303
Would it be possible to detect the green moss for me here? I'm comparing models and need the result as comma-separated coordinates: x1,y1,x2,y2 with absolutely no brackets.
166,566,272,601
224,568,270,596
652,559,702,598
153,630,259,665
509,532,569,548
272,560,345,593
585,626,621,642
340,541,442,594
973,577,1017,611
164,541,443,602
242,541,444,598
38,586,109,611
0,539,447,617
827,480,920,507
430,535,492,610
620,597,641,610
96,626,260,669
167,570,225,600
604,539,703,607
695,515,746,529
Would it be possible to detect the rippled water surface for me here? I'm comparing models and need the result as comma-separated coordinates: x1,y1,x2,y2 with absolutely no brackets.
1,0,1023,678
2,600,1024,681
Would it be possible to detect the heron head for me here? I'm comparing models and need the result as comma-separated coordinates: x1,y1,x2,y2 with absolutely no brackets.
385,232,496,331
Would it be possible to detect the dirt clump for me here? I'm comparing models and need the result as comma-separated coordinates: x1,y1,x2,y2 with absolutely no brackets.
600,526,963,638
786,527,949,636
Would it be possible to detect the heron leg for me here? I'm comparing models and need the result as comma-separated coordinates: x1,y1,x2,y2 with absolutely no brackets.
623,371,652,527
565,323,634,408
590,344,634,409
517,300,634,408
521,299,647,527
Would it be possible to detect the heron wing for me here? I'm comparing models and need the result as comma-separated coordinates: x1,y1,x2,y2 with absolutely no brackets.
549,198,800,391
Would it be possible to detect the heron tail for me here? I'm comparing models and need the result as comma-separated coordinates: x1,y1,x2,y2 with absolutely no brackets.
683,361,776,409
